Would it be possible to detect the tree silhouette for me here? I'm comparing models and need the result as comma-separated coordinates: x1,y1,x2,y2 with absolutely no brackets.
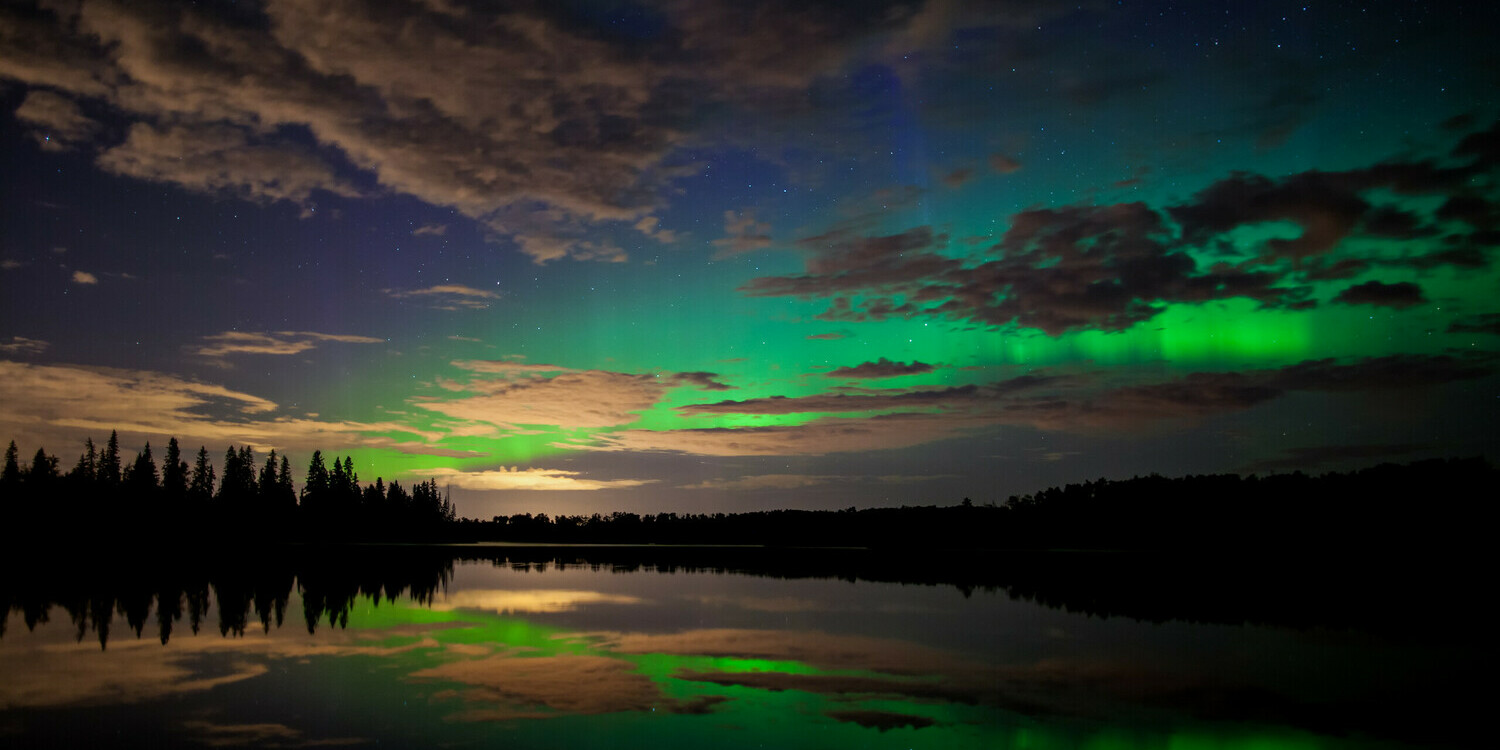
98,430,122,488
126,442,159,499
188,446,216,506
1,440,19,488
162,438,188,507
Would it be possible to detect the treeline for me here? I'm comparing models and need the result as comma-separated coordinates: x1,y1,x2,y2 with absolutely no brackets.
2,431,454,541
451,457,1495,551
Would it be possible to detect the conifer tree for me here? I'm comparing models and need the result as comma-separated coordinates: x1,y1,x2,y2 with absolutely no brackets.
70,437,98,485
189,446,216,504
99,430,122,487
162,437,188,502
277,455,296,509
302,450,329,513
126,442,159,495
27,447,59,485
259,450,279,502
1,440,20,487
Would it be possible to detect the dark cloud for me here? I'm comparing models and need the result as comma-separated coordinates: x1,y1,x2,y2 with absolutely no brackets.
1332,280,1427,309
671,371,736,391
680,374,1061,416
939,167,974,188
1171,171,1370,263
1447,313,1500,335
826,358,934,379
988,153,1022,174
736,116,1500,336
0,0,924,263
826,710,937,732
1264,353,1492,392
1360,207,1437,240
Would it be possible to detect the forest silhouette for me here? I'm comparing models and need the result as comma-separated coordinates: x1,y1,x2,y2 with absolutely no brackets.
2,431,1493,552
2,431,455,543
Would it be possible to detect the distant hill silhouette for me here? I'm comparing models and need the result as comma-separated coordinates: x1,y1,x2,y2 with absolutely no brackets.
456,457,1495,551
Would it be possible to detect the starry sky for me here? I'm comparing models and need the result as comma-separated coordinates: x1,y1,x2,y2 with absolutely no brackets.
2,0,1497,518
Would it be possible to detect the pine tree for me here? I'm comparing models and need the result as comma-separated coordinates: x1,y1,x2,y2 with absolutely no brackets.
302,450,329,513
70,437,98,485
1,440,20,487
126,442,159,495
162,437,188,502
99,430,122,487
277,455,296,510
259,450,279,502
189,446,216,504
27,447,59,485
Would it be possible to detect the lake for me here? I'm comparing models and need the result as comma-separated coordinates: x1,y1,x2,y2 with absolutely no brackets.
0,546,1476,748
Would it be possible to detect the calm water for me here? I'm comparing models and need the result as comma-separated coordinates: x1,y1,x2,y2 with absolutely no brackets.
0,548,1475,748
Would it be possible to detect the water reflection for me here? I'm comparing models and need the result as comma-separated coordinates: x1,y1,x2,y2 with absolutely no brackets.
0,547,1480,749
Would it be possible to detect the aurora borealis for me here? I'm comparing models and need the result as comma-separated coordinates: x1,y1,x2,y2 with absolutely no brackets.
1,0,1497,518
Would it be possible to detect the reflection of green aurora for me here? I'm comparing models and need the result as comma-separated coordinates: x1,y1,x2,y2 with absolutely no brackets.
332,595,1342,750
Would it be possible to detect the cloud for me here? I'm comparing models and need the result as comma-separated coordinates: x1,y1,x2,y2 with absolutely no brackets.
633,216,678,244
408,654,703,721
590,628,963,676
384,285,500,310
179,721,364,748
0,0,925,263
1447,313,1500,335
71,270,97,285
414,361,731,433
711,209,773,257
0,360,434,456
806,332,847,340
587,354,1494,456
0,336,48,355
431,589,642,614
825,710,937,732
419,466,655,492
827,358,934,379
681,472,950,490
672,371,735,391
194,331,383,358
1332,280,1427,309
97,122,362,206
681,474,845,491
680,375,1059,416
989,154,1022,174
412,223,447,236
939,167,974,188
13,89,100,151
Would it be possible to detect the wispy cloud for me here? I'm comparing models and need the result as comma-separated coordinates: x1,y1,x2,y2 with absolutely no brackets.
71,270,97,285
0,336,49,355
423,466,654,491
194,331,383,358
414,361,732,434
0,360,441,457
681,473,950,490
385,285,500,310
711,209,773,257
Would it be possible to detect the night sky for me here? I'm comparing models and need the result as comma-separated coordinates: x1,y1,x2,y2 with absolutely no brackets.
2,0,1497,518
